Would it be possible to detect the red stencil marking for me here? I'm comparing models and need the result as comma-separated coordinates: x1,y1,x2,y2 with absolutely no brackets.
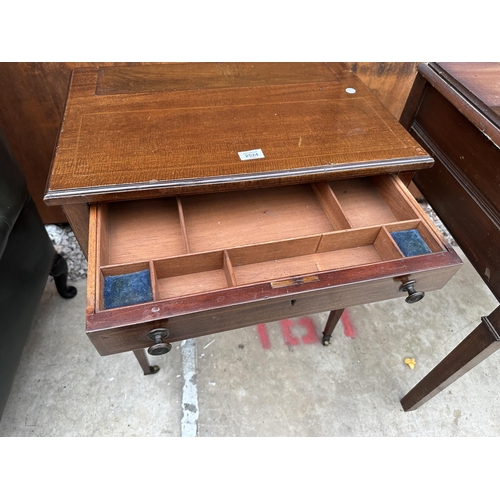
297,317,319,344
341,310,357,338
279,319,300,346
257,323,272,349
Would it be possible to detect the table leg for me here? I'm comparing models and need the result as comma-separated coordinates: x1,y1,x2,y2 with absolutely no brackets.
401,306,500,411
50,253,77,299
133,349,160,375
322,309,344,346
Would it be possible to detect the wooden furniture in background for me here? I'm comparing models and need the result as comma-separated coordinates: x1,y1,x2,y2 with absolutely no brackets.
347,62,420,120
0,62,419,225
44,63,461,381
400,62,500,410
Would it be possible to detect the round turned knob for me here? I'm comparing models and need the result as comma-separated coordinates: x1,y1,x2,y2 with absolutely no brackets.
399,280,425,304
147,328,172,356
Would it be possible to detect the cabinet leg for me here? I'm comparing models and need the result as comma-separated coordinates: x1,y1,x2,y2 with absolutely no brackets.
322,309,344,346
50,253,77,299
133,349,160,375
401,307,500,411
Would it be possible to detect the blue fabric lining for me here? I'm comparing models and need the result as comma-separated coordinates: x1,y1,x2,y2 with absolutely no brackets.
390,229,432,257
103,269,153,309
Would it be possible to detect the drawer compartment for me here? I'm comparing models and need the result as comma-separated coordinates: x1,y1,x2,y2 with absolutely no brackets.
86,174,462,354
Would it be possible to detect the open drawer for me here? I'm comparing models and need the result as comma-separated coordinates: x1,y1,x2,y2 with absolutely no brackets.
86,174,462,355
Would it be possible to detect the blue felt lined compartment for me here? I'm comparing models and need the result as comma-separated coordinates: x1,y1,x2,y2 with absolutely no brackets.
390,229,432,257
103,269,153,310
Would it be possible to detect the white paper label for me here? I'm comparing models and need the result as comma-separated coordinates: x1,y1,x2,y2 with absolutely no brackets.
238,148,265,161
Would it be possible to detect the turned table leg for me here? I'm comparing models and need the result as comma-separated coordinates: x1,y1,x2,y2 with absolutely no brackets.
133,349,160,375
322,309,345,346
401,306,500,411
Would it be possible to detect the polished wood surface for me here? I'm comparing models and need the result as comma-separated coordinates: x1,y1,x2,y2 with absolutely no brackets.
432,62,500,125
401,62,500,410
347,62,420,120
408,64,500,301
88,258,461,356
45,63,432,206
0,62,419,224
0,62,164,223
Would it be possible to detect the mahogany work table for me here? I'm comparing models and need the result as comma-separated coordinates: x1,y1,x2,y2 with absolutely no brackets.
45,63,462,392
400,62,500,410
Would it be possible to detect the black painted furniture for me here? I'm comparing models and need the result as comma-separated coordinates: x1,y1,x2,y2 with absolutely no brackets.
0,130,76,420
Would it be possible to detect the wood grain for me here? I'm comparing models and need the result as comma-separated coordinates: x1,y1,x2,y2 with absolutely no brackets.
329,177,398,227
86,204,97,315
180,185,332,253
88,174,462,340
45,63,432,205
347,62,420,120
433,62,500,125
87,257,462,355
0,63,420,223
311,182,351,230
96,62,342,95
0,62,169,223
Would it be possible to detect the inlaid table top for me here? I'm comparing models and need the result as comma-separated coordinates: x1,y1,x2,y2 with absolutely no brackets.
45,62,432,205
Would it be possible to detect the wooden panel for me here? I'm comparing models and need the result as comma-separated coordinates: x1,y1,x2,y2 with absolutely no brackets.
96,62,342,95
347,62,420,120
0,62,168,223
374,227,404,261
45,63,432,205
413,84,500,215
103,198,186,265
63,203,90,257
181,185,333,252
412,137,500,301
434,62,500,125
86,205,97,315
329,177,398,227
87,260,461,356
0,62,421,222
311,182,351,230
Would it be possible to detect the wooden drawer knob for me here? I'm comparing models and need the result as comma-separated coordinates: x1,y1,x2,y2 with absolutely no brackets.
147,328,172,356
399,280,425,304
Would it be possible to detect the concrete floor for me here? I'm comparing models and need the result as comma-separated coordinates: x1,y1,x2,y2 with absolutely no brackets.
1,245,499,437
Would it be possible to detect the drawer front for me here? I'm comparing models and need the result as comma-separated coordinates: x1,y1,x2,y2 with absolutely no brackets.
88,262,459,356
86,174,462,355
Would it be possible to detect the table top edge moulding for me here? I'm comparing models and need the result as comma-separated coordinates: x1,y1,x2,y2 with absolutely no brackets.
414,63,500,146
45,63,433,206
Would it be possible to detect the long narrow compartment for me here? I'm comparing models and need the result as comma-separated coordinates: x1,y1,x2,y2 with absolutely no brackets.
180,184,337,253
229,227,404,286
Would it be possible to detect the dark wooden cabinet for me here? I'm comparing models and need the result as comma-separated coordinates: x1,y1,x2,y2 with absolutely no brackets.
400,62,500,410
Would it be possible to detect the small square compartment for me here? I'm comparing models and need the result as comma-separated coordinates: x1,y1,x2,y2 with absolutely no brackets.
329,177,421,228
390,229,432,257
103,268,153,310
154,251,231,299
